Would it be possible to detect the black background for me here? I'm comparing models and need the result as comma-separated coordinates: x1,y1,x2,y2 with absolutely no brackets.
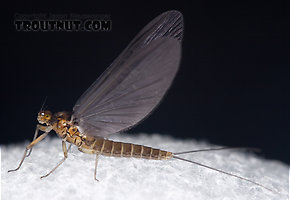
1,1,289,164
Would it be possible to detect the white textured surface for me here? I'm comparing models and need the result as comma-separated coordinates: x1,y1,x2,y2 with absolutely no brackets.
1,133,289,199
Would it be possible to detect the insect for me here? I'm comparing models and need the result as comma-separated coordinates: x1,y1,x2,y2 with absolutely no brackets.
9,10,276,193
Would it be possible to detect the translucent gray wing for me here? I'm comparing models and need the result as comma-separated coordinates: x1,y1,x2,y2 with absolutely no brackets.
74,10,183,111
72,11,183,137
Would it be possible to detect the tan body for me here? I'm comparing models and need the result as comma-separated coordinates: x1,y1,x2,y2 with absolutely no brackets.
54,115,172,160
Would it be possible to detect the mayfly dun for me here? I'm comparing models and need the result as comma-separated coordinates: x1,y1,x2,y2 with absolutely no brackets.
9,10,277,193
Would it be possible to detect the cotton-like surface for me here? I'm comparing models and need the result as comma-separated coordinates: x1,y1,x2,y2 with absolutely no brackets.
1,133,289,199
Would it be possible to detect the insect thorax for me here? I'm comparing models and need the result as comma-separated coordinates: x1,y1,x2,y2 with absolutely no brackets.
52,112,82,145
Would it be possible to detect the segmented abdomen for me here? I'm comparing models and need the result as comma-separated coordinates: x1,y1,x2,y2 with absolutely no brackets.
79,138,172,160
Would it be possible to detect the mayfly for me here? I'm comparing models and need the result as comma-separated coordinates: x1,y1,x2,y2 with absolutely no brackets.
9,10,276,193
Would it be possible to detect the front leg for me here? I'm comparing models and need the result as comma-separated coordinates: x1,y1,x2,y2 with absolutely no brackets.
8,130,51,173
26,124,50,157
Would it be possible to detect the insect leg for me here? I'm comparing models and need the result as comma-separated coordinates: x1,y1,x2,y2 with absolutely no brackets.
94,153,100,181
8,131,50,173
40,141,72,179
27,124,53,157
26,125,40,157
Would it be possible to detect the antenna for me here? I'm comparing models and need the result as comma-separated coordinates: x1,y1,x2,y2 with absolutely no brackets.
40,96,47,112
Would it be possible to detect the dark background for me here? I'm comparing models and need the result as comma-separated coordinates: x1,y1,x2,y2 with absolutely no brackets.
1,1,289,164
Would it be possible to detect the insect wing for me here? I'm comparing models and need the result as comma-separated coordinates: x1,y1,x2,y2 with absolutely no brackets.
74,10,183,112
73,11,183,137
